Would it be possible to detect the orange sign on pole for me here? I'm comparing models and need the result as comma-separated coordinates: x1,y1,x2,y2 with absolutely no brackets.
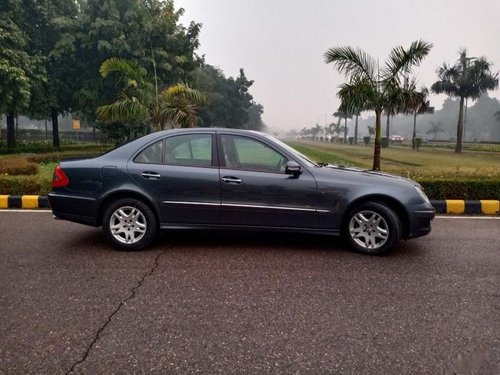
72,120,80,130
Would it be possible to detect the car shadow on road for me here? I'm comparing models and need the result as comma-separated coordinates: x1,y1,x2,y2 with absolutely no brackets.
62,226,426,260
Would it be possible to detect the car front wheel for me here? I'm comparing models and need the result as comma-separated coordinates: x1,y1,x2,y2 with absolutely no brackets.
345,202,402,255
103,198,157,251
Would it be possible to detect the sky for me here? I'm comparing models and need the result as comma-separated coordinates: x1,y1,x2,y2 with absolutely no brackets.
175,0,500,131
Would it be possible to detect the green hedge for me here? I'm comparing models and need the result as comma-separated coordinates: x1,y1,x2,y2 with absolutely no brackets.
0,176,52,195
418,179,500,200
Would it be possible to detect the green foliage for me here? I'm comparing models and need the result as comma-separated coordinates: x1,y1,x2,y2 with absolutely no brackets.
0,0,47,149
73,0,203,124
1,0,265,152
419,179,500,200
96,57,207,141
193,65,264,130
0,176,50,195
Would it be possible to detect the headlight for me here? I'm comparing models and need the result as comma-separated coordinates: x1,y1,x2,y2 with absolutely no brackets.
414,185,431,205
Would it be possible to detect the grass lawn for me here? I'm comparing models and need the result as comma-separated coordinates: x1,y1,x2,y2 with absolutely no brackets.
287,140,500,180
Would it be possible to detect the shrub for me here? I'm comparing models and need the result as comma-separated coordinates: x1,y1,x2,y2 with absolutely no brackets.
0,157,38,176
27,150,104,164
0,176,51,195
418,178,500,200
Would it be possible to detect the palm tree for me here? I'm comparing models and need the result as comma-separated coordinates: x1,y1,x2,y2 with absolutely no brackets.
401,77,434,149
329,121,345,142
333,110,352,143
426,121,444,140
325,40,432,170
431,49,498,153
350,110,362,144
96,58,207,132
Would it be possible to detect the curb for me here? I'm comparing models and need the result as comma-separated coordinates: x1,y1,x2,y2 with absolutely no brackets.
430,200,499,215
0,195,50,209
0,195,499,215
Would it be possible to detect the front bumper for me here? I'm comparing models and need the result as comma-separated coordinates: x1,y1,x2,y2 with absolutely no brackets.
406,203,435,239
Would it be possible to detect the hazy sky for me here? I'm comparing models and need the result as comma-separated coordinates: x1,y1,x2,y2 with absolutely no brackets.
175,0,500,131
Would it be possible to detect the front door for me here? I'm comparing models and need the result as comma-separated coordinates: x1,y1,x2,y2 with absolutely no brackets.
218,134,319,228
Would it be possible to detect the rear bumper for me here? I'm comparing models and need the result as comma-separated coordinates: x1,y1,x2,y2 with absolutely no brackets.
48,192,98,227
407,204,435,239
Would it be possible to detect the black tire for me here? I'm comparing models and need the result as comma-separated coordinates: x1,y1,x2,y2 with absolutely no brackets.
102,198,157,251
344,201,402,255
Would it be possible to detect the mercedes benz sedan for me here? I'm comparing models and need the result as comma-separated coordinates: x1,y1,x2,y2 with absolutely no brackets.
48,128,435,254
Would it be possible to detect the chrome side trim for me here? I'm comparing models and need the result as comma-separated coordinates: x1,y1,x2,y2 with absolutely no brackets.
162,200,221,207
162,200,331,213
221,203,318,212
48,193,96,201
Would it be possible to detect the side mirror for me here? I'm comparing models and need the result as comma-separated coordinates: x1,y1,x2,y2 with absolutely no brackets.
285,160,303,176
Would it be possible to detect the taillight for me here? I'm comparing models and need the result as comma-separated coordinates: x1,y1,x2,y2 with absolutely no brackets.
52,165,69,188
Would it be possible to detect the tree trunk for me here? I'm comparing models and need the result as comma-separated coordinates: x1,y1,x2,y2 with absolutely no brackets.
7,113,16,150
412,112,417,149
386,114,390,138
51,108,60,148
344,117,347,143
372,110,382,171
455,96,465,153
386,114,390,147
354,115,359,144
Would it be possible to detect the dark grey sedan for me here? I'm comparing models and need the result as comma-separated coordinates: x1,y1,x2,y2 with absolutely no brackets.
49,128,435,254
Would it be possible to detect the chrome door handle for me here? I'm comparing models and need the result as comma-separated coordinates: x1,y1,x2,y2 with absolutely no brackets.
141,171,161,179
222,176,242,184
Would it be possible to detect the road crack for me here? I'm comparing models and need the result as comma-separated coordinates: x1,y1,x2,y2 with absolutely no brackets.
65,249,165,374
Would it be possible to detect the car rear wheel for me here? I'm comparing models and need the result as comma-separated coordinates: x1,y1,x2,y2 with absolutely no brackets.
345,202,402,255
103,198,157,251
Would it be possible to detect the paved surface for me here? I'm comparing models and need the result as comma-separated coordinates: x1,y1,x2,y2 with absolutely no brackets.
0,212,499,374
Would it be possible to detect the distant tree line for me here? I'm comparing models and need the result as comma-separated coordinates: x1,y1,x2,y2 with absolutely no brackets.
300,93,500,144
0,0,265,150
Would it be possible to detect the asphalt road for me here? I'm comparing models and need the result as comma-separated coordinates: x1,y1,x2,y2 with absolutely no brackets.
0,212,499,374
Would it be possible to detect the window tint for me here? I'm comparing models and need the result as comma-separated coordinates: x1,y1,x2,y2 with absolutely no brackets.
134,140,163,164
165,134,213,167
221,135,287,173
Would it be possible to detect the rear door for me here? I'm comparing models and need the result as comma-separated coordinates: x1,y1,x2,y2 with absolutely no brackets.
127,132,221,225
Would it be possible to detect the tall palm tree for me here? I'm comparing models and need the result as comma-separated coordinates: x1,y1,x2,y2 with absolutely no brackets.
431,49,498,153
401,77,434,149
96,58,207,132
325,40,432,170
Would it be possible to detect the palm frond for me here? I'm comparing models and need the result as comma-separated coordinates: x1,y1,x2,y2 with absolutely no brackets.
324,46,377,83
96,93,149,123
99,57,147,82
162,83,209,106
382,40,432,80
336,77,375,113
160,101,198,128
430,80,458,96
